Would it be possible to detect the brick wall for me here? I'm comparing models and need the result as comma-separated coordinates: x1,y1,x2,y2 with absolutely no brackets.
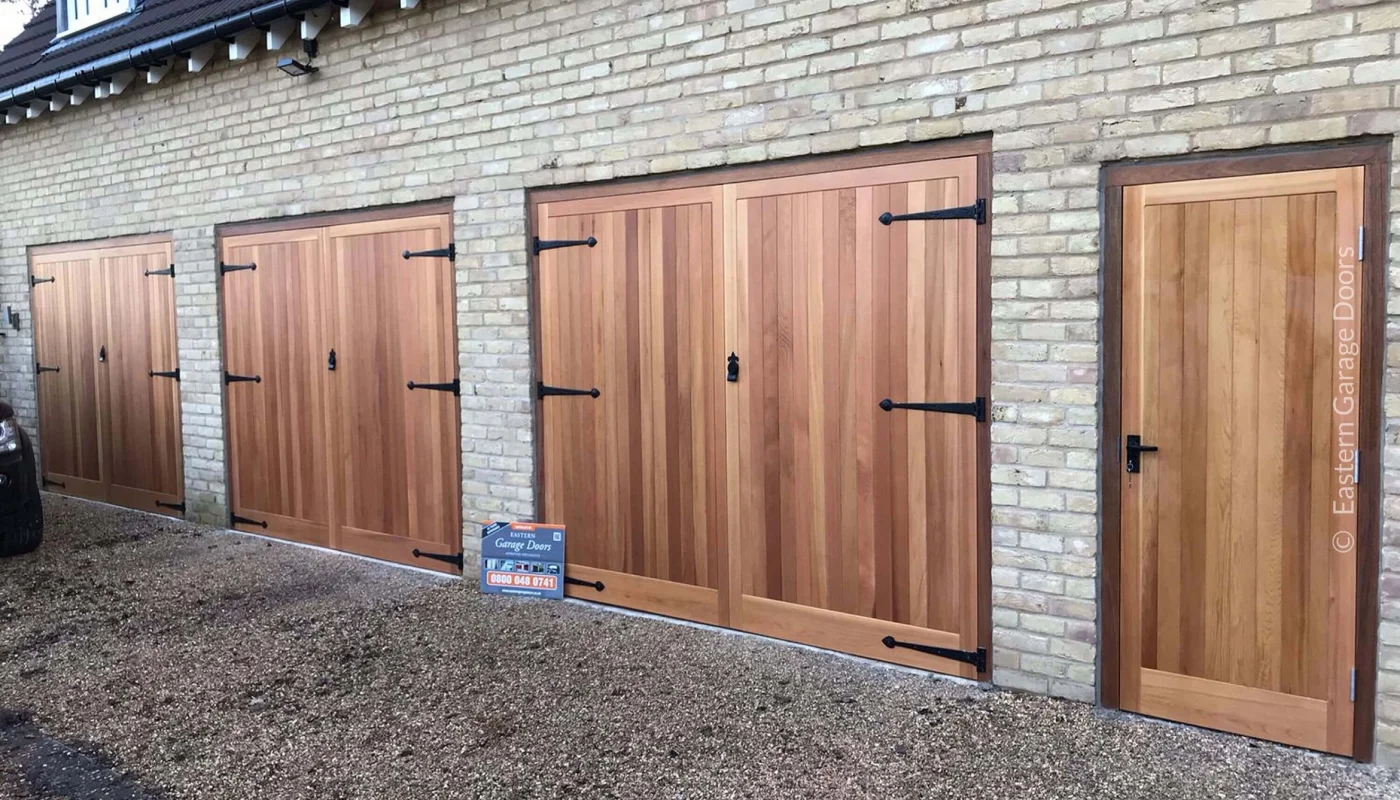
0,0,1398,760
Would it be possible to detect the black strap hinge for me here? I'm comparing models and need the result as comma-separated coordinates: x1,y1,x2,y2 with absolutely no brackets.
30,275,54,287
231,513,267,529
41,476,65,489
407,379,460,396
412,549,464,569
564,575,605,592
144,264,175,277
402,243,456,262
156,500,186,513
879,198,986,226
219,262,257,275
538,382,599,399
882,636,986,672
225,372,261,384
35,363,59,374
879,396,984,423
534,236,597,255
150,369,181,381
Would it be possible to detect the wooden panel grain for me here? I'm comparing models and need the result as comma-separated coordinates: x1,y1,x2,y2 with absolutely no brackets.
326,214,460,561
221,230,333,547
534,191,726,625
101,244,183,508
731,156,983,676
1119,168,1364,756
30,253,106,492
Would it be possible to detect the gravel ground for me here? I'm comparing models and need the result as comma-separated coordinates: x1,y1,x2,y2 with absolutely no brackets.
0,496,1397,799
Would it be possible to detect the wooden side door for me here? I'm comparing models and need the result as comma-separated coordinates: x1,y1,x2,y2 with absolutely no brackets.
221,230,335,547
1119,168,1365,755
325,215,461,574
30,251,108,501
728,157,985,677
100,243,183,514
534,188,728,624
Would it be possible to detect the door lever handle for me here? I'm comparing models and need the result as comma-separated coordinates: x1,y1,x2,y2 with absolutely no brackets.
727,352,739,382
328,349,336,371
98,345,107,363
1125,434,1158,474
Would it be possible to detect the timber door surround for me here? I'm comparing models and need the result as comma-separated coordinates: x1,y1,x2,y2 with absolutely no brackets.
1102,141,1388,759
29,235,184,517
530,140,992,679
218,203,462,574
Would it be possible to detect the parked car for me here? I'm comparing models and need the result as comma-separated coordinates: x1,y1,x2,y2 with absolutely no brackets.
0,402,41,557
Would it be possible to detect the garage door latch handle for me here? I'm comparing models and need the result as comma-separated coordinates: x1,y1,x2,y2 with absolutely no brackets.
412,549,464,569
407,379,461,396
98,345,106,363
402,244,457,262
328,349,336,371
1125,434,1158,474
533,236,597,255
882,636,987,672
537,382,599,399
727,353,740,382
878,198,986,226
879,397,985,423
564,576,605,592
225,372,262,384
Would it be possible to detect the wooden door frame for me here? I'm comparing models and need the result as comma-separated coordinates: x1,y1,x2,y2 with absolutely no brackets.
1099,137,1391,761
526,138,993,680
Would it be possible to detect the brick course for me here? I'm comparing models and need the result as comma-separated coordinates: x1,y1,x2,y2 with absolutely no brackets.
1,0,1399,761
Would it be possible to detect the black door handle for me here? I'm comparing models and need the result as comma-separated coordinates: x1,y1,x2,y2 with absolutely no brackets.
1125,434,1158,474
98,345,107,363
328,349,336,371
727,353,739,382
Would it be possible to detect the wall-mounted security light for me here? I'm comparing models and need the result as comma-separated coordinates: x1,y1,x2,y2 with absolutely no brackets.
276,57,317,76
277,38,319,77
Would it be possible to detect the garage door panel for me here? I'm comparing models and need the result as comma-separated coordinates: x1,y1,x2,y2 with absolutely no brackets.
102,246,182,502
538,190,726,610
734,163,979,659
327,216,459,552
222,233,331,539
31,257,105,489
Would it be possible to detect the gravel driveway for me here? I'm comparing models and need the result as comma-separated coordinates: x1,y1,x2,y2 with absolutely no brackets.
0,495,1396,799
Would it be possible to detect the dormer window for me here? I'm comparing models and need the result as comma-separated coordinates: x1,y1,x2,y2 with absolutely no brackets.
57,0,132,37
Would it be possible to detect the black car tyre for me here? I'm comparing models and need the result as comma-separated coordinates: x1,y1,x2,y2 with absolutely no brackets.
0,429,42,558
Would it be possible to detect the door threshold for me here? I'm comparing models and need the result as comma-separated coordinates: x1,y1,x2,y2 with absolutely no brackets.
222,527,461,581
562,597,983,687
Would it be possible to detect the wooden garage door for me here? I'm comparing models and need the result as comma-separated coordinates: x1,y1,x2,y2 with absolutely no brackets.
532,150,989,678
1118,168,1365,754
221,212,460,574
730,158,984,676
326,216,461,569
535,188,728,624
222,230,333,547
30,240,183,514
31,255,106,499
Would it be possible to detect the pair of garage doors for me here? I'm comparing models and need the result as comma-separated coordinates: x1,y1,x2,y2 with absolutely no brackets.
219,211,461,573
532,148,990,677
29,239,183,515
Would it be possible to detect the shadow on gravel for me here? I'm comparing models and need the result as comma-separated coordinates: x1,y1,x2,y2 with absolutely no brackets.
0,709,160,799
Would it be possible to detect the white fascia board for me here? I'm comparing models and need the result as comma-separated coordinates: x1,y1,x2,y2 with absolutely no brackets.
266,18,297,51
340,0,373,28
187,42,218,72
229,28,262,61
300,6,332,40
